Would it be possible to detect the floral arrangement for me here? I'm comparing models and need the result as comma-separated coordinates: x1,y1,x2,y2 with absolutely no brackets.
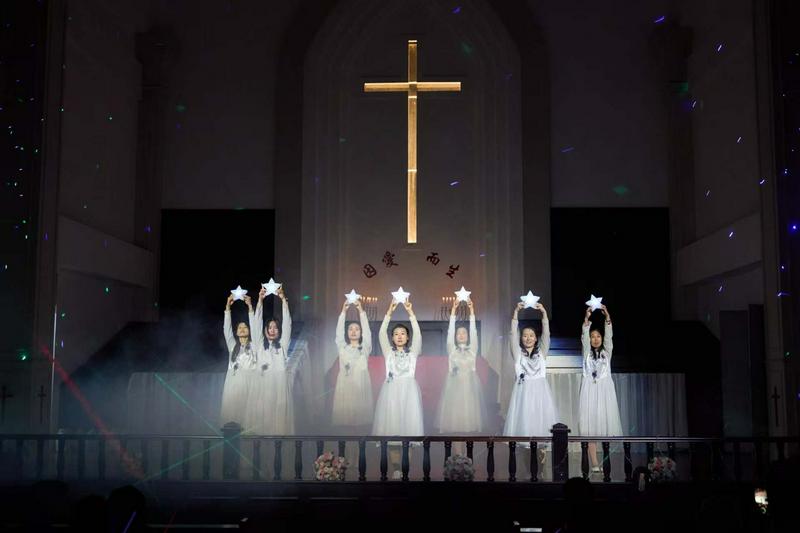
443,454,475,481
314,452,349,481
647,455,677,483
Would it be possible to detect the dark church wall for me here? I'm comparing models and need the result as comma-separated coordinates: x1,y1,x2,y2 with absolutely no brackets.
677,0,766,335
0,0,49,431
550,207,671,368
53,0,149,377
155,0,676,211
772,0,800,435
150,0,296,210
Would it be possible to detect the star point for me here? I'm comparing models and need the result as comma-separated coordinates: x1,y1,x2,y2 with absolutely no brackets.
454,286,472,302
585,294,604,311
520,290,540,309
261,278,281,296
345,289,362,304
230,285,248,301
391,286,411,304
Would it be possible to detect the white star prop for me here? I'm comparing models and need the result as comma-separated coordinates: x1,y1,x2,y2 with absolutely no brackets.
585,294,604,312
454,286,472,302
391,286,411,304
261,278,281,296
230,285,248,301
345,289,362,304
520,290,541,309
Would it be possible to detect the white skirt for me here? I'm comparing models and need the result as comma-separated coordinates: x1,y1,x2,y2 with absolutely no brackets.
434,370,486,433
503,376,559,438
331,368,374,427
219,365,252,428
246,367,294,435
372,377,424,436
578,376,623,436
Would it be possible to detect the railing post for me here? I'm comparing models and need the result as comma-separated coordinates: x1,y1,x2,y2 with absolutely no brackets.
252,439,261,480
401,440,410,482
466,440,474,460
98,438,106,481
380,441,388,481
530,441,538,482
508,441,517,482
444,441,452,461
273,440,283,481
580,441,589,480
56,436,65,480
160,439,170,480
754,440,764,482
35,438,44,479
222,422,241,480
139,438,148,478
422,440,431,482
602,442,611,482
338,440,346,458
202,440,211,480
181,440,190,481
711,441,722,481
551,423,569,483
486,441,495,482
15,439,24,480
295,440,303,480
77,437,86,480
623,441,632,482
358,439,367,482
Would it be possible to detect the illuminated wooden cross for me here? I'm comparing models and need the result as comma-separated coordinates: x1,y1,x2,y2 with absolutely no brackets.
364,40,461,244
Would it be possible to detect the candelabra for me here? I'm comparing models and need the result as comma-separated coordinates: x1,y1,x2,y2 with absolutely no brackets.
360,296,378,321
438,296,468,321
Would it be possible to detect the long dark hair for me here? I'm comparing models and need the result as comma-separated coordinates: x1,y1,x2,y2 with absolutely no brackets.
589,327,605,360
519,325,540,356
263,317,281,350
230,321,252,363
454,322,470,346
343,321,363,347
390,324,411,353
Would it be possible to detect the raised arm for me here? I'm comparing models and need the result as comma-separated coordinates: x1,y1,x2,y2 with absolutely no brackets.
223,295,236,353
379,302,395,357
581,307,591,356
407,302,422,355
249,292,263,347
278,289,291,349
446,315,456,356
335,302,347,351
468,300,478,355
602,305,613,357
510,303,522,363
357,299,373,356
538,303,550,358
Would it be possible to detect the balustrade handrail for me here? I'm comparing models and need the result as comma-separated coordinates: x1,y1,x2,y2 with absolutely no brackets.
1,433,797,444
1,427,796,485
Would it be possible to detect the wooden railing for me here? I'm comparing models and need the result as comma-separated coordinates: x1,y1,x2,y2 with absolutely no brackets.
0,423,796,483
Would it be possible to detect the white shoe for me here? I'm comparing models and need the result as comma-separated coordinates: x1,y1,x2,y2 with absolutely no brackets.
591,466,601,473
392,470,402,480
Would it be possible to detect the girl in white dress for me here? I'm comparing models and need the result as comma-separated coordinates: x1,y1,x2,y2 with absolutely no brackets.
434,297,487,435
503,301,559,451
372,298,424,478
331,297,374,430
247,286,294,435
220,293,257,428
579,304,623,472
